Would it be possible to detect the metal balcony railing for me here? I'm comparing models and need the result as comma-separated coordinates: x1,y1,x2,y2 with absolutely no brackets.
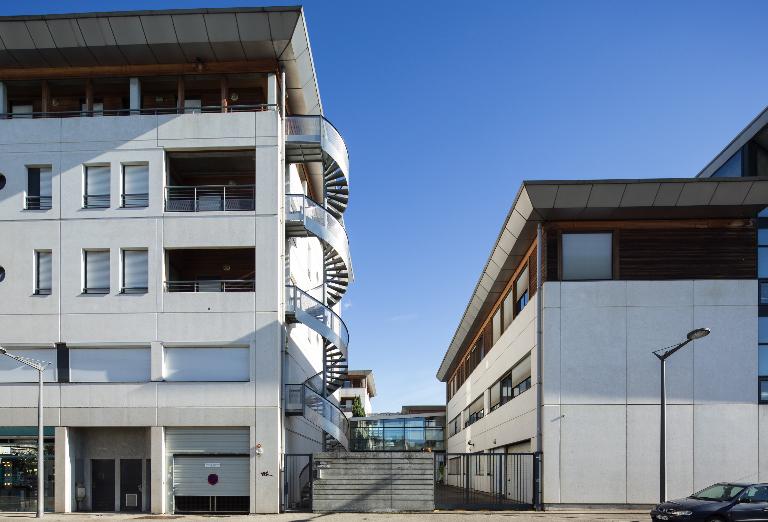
24,196,52,210
165,280,255,293
0,104,278,119
285,116,349,177
83,194,110,209
121,193,149,208
285,382,350,450
285,285,349,356
165,185,255,212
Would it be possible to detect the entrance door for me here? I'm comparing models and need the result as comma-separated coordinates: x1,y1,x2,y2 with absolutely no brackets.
91,459,116,512
120,459,142,512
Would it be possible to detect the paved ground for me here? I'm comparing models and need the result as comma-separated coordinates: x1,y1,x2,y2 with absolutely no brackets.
0,511,651,522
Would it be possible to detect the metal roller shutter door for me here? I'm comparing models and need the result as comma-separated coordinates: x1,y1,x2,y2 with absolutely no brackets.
173,456,249,496
165,428,249,454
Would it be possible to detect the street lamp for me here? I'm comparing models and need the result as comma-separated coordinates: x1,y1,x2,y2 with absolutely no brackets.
0,347,51,518
652,327,710,503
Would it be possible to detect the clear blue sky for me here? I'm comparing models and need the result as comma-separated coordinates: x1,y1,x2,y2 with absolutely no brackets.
7,1,768,411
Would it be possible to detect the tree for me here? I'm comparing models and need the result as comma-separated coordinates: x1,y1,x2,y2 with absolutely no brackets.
351,396,366,418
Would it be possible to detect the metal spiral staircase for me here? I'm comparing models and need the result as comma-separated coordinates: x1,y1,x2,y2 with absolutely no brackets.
284,116,352,450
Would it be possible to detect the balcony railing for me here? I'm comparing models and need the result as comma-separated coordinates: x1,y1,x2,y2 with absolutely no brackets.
165,185,255,212
285,382,350,450
165,280,255,293
24,196,52,210
285,285,349,355
285,115,350,181
121,193,149,208
83,194,110,209
0,104,278,120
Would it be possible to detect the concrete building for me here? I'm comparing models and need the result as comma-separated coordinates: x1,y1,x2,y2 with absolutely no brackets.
437,116,768,505
0,7,352,514
334,370,376,417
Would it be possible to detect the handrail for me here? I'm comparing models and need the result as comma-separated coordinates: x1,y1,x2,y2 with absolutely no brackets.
0,104,278,119
285,115,350,179
285,285,349,356
165,280,255,292
24,196,52,210
286,381,350,450
165,185,255,212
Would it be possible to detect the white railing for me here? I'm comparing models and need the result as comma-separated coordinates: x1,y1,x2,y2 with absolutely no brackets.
285,115,350,178
285,194,351,274
285,285,349,356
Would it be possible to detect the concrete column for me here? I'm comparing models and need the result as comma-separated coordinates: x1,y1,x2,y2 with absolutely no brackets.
0,81,7,115
267,72,277,107
150,427,166,514
54,427,72,513
150,342,163,381
129,78,141,113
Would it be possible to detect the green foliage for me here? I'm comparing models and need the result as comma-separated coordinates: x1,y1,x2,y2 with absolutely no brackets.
351,396,366,417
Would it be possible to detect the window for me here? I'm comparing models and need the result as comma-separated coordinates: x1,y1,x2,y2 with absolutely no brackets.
11,104,33,118
759,229,768,279
0,348,57,382
761,378,768,403
492,308,502,344
84,165,110,208
711,148,743,178
502,289,515,331
515,265,530,313
69,347,150,382
760,315,768,404
448,415,462,437
122,164,149,207
121,249,148,294
83,250,110,294
448,457,461,475
184,98,202,113
35,250,52,295
26,166,52,210
561,232,613,280
164,347,250,381
491,353,532,412
464,395,484,427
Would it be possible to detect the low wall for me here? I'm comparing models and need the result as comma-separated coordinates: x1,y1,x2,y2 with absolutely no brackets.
312,451,434,512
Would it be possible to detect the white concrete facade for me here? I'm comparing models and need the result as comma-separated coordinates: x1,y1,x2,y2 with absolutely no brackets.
0,103,329,512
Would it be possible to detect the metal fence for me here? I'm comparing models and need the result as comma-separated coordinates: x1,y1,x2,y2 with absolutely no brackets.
435,452,542,510
284,454,313,512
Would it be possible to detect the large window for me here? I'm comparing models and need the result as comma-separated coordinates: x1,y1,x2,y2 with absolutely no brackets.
83,165,110,208
122,164,149,208
164,346,250,381
83,250,110,294
69,347,150,382
464,395,484,428
515,265,530,313
34,250,52,295
490,353,532,411
26,166,52,210
121,249,148,294
0,348,57,382
561,232,613,280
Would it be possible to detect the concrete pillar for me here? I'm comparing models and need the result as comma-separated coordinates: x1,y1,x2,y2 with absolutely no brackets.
129,78,141,113
267,72,277,108
54,427,72,512
150,342,163,381
0,81,7,115
150,427,166,514
252,96,283,514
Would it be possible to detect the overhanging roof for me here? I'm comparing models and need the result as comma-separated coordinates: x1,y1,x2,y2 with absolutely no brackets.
436,176,768,381
697,105,768,178
0,7,322,114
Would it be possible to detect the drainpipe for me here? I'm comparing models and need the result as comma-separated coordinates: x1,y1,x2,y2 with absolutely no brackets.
535,223,544,510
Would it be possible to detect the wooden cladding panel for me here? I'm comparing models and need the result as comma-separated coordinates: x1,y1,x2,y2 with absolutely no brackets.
619,227,756,280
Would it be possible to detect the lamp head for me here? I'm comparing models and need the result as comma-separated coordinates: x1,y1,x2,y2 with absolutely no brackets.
0,347,6,355
687,328,710,341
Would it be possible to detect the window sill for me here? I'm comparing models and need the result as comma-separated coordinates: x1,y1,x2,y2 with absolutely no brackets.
33,290,52,296
82,289,109,295
120,288,148,295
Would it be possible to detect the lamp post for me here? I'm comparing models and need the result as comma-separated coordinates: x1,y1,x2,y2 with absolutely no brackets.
0,347,51,518
652,327,710,503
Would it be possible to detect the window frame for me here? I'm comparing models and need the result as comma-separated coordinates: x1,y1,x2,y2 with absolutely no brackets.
83,249,110,294
83,164,111,209
121,163,149,208
34,250,52,296
121,248,149,294
25,165,53,211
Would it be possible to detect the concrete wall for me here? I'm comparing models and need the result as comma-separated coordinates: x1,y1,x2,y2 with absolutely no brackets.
312,452,434,512
541,280,760,506
446,294,538,455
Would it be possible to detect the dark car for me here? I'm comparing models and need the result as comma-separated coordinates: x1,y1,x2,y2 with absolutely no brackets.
651,483,768,521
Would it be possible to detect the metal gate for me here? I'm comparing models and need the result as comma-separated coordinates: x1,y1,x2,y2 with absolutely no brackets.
435,452,542,510
283,454,313,512
172,455,249,514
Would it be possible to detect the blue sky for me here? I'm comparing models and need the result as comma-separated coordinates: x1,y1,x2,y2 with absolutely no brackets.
7,1,768,411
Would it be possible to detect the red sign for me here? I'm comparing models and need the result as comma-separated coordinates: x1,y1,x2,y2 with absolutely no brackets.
207,473,219,485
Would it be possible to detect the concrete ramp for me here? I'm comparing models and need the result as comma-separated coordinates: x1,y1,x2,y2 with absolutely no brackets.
312,452,434,512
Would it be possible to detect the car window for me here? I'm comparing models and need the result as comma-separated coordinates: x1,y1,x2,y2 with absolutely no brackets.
692,484,746,501
744,486,768,503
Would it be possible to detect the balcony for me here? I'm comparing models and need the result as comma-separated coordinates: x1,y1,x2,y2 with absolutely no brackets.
286,194,352,306
165,185,255,212
165,248,254,293
285,116,350,219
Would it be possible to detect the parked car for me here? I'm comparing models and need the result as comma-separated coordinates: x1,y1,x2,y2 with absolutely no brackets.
651,483,768,521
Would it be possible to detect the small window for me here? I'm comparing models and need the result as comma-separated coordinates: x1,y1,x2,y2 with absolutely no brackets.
492,308,502,345
35,250,52,295
122,164,149,208
184,99,202,114
84,165,110,208
11,104,33,118
515,265,530,313
464,395,484,427
562,232,613,280
26,166,52,210
502,289,515,331
83,250,109,294
121,249,148,294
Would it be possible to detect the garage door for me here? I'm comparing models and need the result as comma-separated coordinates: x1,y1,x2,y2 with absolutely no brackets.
173,455,249,497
